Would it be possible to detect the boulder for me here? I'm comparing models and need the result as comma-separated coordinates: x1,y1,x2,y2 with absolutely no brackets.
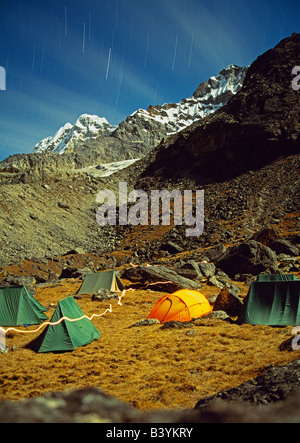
58,201,70,210
250,228,279,246
251,229,300,256
2,275,37,293
207,276,224,289
122,265,202,292
160,321,194,329
129,318,160,327
160,241,183,254
200,244,226,262
215,240,278,277
195,359,300,410
213,287,243,317
60,267,93,279
268,239,300,257
176,260,202,280
92,289,119,302
203,310,230,320
198,262,216,278
64,248,86,255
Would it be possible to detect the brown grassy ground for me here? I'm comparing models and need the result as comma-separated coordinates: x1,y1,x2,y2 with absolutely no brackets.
1,277,300,411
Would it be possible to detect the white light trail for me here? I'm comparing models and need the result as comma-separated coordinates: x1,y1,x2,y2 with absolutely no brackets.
144,33,149,68
64,6,68,36
115,71,123,106
31,44,36,71
82,22,86,54
105,47,112,80
0,305,112,336
188,31,194,69
172,34,178,71
0,289,128,337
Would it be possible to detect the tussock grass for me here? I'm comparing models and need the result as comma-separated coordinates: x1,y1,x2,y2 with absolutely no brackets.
0,280,299,411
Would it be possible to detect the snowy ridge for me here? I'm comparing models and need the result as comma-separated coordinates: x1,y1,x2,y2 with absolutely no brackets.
128,64,247,135
33,65,247,155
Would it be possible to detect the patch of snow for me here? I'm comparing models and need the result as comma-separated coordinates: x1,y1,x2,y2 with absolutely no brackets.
80,158,139,178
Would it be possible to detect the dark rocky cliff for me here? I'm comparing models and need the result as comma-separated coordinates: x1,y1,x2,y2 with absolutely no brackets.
140,33,300,185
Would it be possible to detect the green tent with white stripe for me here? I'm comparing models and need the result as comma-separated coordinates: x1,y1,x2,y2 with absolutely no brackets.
28,296,101,353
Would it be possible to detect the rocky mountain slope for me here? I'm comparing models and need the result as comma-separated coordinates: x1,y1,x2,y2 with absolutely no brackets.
0,144,299,267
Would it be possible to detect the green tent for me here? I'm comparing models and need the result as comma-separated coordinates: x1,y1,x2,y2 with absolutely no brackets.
238,275,300,326
0,285,48,327
77,270,124,295
257,274,298,282
28,296,101,353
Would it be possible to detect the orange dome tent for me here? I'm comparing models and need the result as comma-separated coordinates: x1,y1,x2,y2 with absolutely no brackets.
147,289,212,323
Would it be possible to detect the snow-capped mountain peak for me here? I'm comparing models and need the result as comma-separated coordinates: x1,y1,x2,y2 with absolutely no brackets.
192,64,247,104
33,114,116,154
74,114,111,131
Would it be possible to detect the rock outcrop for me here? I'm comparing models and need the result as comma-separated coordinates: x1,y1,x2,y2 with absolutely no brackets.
140,33,300,185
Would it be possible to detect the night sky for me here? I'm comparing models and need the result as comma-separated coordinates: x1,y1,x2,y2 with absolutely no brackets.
0,0,299,160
